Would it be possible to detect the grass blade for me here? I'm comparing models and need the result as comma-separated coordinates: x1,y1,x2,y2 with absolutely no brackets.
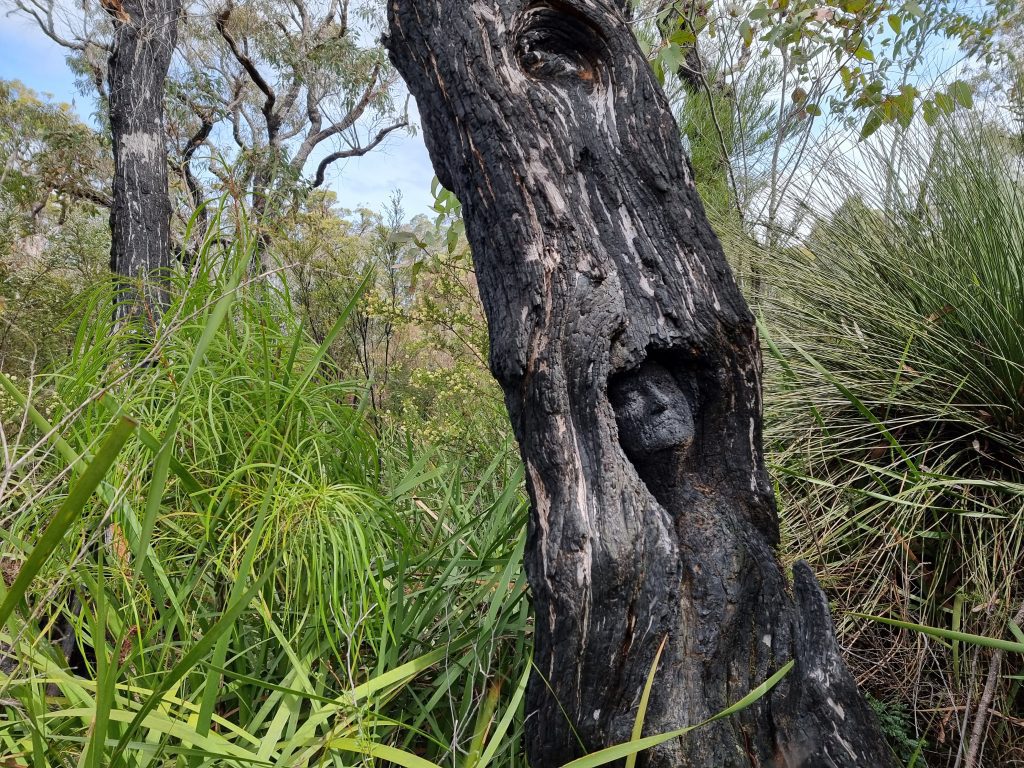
625,635,668,768
559,661,794,768
853,614,1024,654
0,415,137,631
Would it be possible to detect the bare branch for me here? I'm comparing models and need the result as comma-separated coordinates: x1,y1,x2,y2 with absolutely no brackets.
311,119,407,188
216,2,279,136
10,0,94,51
64,183,113,208
288,0,308,36
290,64,382,171
276,79,304,133
305,83,323,135
179,110,215,209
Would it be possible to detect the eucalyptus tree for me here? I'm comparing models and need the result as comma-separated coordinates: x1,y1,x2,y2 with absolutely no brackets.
0,79,111,225
174,0,408,268
386,0,895,764
7,0,408,282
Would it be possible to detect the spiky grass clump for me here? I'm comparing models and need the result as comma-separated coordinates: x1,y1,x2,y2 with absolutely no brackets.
762,118,1024,766
0,224,530,767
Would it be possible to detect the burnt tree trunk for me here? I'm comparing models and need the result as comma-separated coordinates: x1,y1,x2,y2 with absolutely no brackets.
107,0,180,322
385,1,894,766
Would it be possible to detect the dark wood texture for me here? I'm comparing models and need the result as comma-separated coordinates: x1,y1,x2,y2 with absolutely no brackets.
107,0,180,320
385,2,894,764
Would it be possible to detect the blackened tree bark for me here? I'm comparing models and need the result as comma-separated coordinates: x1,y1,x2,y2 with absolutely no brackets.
106,0,180,322
385,1,895,766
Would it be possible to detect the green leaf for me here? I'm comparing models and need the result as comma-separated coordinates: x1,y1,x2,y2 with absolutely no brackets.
446,218,466,254
475,662,530,767
860,108,884,139
853,45,875,62
934,91,955,114
389,230,420,245
739,19,754,47
893,89,916,129
668,28,696,47
1009,619,1024,646
888,14,902,33
853,614,1024,654
651,58,666,86
748,6,771,22
0,415,137,632
464,678,502,768
948,80,974,109
659,44,684,76
839,66,855,92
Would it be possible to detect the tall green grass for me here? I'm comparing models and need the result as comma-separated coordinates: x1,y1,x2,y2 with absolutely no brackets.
761,116,1024,766
0,221,531,767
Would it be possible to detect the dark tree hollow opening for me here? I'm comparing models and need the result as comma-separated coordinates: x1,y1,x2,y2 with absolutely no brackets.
515,1,607,84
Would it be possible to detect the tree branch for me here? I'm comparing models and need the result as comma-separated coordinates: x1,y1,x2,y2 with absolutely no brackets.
216,2,278,136
65,183,113,208
179,110,215,212
291,64,382,171
311,119,407,187
11,0,91,52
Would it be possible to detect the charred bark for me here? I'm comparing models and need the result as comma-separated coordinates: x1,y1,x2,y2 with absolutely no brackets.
386,1,894,766
106,0,180,322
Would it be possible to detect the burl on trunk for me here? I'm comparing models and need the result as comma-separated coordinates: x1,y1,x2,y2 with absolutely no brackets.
385,1,894,765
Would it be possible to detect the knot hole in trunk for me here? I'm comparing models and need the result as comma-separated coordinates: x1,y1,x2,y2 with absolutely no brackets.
515,2,607,86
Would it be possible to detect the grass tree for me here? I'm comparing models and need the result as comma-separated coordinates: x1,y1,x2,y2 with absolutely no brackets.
762,115,1024,767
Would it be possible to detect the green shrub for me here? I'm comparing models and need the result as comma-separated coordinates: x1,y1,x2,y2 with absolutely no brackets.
0,220,529,766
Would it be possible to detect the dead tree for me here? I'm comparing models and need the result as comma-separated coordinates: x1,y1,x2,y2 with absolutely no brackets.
385,1,895,765
106,0,181,321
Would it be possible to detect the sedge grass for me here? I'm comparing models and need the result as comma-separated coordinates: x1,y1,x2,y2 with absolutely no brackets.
0,222,531,766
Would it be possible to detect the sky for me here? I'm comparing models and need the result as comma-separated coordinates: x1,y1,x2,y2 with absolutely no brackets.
0,13,439,218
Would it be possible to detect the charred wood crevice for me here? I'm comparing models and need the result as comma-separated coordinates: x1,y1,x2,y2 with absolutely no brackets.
516,2,607,83
385,1,894,765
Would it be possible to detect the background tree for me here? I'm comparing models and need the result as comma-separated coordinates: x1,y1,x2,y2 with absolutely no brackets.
6,0,410,282
0,80,110,375
105,0,181,322
9,0,181,321
181,0,408,268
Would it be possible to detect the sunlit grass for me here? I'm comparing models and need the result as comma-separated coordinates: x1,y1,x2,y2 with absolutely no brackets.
0,214,531,767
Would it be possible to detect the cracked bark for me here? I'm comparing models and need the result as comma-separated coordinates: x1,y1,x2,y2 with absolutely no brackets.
385,1,894,765
107,0,180,322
